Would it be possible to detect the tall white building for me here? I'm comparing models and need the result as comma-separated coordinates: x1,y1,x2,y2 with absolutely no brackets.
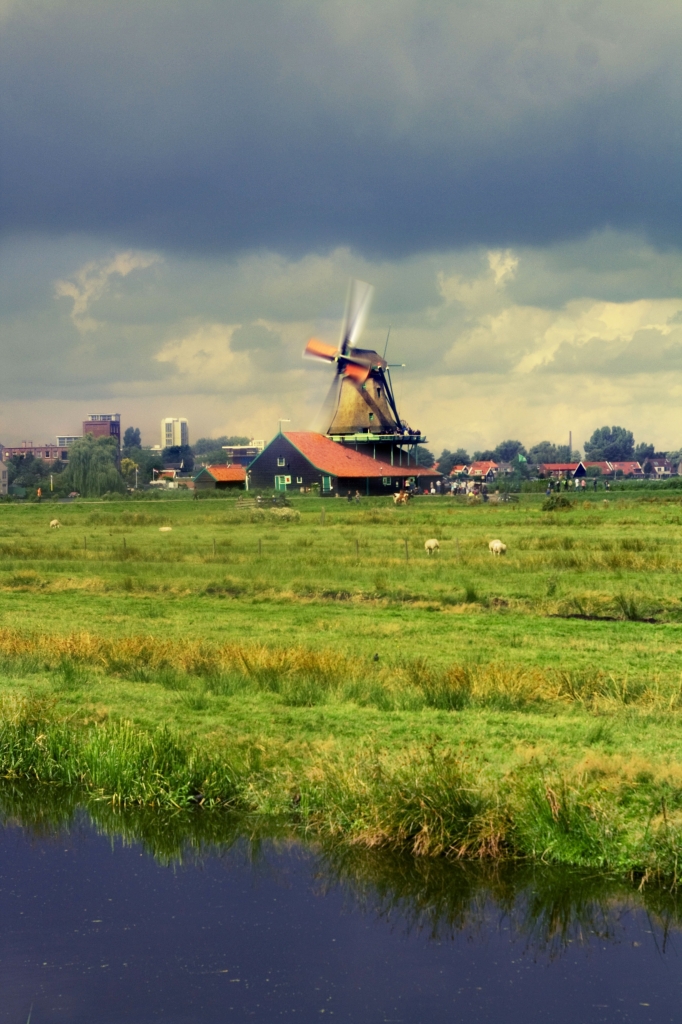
161,417,189,448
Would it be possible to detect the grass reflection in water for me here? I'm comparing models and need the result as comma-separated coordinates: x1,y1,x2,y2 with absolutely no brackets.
1,781,680,959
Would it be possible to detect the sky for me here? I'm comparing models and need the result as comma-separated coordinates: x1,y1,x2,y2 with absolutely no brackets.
2,0,682,456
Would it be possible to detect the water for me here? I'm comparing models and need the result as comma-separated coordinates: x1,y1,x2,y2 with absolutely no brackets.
1,798,681,1023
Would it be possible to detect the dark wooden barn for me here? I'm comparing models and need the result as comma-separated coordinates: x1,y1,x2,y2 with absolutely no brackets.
248,432,440,496
193,464,246,491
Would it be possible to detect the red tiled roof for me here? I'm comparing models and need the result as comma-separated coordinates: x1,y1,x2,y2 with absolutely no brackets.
468,461,498,474
540,462,582,471
584,462,613,473
203,464,246,482
284,433,439,478
611,461,642,473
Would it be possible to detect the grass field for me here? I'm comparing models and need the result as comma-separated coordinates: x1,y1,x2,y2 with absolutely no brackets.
1,491,682,880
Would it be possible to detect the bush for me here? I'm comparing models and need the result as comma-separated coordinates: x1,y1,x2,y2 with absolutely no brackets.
542,495,573,511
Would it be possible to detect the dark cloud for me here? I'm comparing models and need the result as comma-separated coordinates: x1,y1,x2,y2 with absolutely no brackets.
2,1,682,257
540,326,682,376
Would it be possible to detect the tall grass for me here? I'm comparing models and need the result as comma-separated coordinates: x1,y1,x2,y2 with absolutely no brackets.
2,696,681,881
0,627,678,712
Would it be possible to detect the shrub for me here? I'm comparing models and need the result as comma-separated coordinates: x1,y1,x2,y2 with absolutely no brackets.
542,495,573,511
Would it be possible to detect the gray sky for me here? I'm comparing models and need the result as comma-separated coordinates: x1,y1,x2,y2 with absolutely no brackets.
2,1,682,453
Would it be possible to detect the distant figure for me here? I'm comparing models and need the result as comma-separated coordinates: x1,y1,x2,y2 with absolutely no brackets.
574,477,580,489
36,487,42,502
605,480,610,491
593,477,598,491
347,490,353,502
581,478,586,490
546,482,552,496
564,478,569,491
354,490,361,503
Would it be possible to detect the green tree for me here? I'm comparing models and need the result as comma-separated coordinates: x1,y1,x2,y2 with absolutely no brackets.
193,435,250,464
123,426,141,449
120,457,139,487
162,445,194,473
527,441,575,465
437,448,470,474
415,447,435,467
584,426,634,462
64,436,125,497
634,442,655,461
134,448,165,484
493,440,527,463
473,449,497,461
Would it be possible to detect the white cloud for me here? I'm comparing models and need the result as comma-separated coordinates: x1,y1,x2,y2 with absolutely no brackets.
5,231,682,453
54,251,160,331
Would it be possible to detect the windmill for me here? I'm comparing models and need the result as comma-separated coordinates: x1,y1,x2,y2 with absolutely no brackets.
303,280,425,465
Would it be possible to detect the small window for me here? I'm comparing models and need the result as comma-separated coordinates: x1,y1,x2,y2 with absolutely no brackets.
368,413,374,421
277,457,286,467
296,476,303,484
376,388,381,398
62,451,68,459
383,477,391,486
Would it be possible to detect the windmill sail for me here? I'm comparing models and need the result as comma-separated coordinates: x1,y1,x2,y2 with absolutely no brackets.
304,280,404,437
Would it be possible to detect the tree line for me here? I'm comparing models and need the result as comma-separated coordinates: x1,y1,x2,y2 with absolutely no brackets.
432,426,680,477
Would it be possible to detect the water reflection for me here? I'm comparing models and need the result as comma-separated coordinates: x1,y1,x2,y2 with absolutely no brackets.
1,781,680,957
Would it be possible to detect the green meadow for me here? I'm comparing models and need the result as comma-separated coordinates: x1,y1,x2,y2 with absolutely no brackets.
2,491,682,880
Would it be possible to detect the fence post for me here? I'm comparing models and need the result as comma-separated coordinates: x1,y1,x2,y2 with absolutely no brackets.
258,538,262,557
213,538,216,556
123,536,126,550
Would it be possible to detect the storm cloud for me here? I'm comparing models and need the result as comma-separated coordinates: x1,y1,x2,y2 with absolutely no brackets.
3,0,682,255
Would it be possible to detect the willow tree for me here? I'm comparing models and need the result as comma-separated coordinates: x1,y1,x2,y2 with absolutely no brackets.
65,436,125,497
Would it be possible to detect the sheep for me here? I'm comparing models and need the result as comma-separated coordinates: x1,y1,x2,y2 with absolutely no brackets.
424,538,440,556
49,519,61,529
488,539,507,556
159,526,172,532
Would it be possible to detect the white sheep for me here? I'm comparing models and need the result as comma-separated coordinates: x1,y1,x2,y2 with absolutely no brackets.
424,538,440,556
49,519,61,529
489,539,507,556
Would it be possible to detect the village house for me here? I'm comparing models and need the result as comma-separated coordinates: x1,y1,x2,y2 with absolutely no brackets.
193,465,247,491
610,461,644,477
248,432,440,495
539,462,587,478
466,460,498,482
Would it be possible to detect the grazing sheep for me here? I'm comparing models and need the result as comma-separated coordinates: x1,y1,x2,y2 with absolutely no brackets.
159,526,172,532
424,538,440,556
49,519,61,529
489,539,507,556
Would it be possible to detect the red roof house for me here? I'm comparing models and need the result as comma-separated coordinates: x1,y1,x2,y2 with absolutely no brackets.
610,461,643,476
193,464,247,490
467,461,498,480
249,431,440,495
540,462,586,477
